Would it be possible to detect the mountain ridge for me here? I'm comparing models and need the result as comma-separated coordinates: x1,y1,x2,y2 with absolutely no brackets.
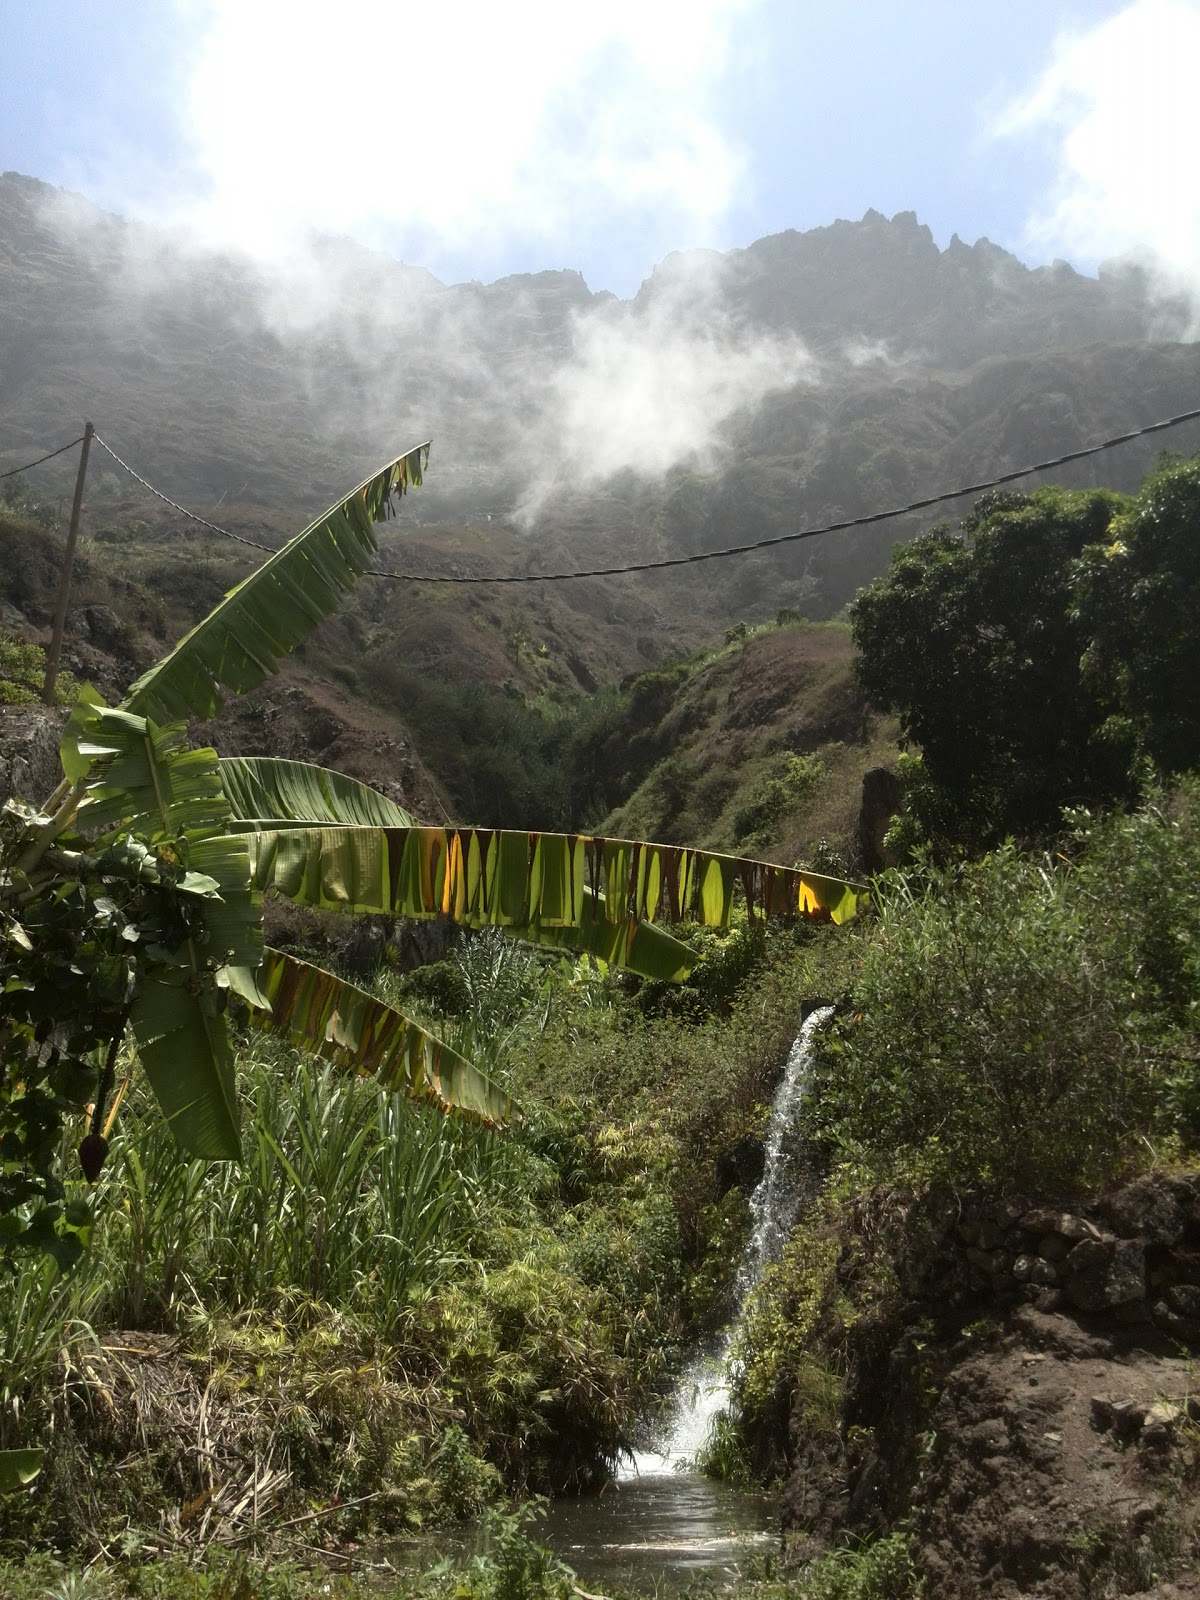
3,169,1200,652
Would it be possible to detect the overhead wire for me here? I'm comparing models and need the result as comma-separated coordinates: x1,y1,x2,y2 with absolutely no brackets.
92,434,277,553
0,434,87,480
39,403,1200,584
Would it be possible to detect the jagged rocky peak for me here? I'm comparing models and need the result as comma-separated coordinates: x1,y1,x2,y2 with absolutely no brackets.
464,266,598,309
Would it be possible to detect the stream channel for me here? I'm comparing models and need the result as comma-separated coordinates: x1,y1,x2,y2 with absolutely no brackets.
541,1006,833,1592
387,1008,832,1593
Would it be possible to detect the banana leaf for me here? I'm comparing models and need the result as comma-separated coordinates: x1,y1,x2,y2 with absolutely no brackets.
0,1449,42,1493
122,445,429,724
247,824,864,934
130,971,242,1159
523,888,696,980
62,702,262,1159
64,705,230,842
220,756,416,828
221,758,696,979
258,949,512,1125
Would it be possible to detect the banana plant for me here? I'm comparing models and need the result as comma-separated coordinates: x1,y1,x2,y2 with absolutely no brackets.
0,443,863,1495
2,442,863,1204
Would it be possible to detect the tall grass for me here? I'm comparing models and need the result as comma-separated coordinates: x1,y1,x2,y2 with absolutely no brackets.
0,1256,101,1450
83,1037,497,1333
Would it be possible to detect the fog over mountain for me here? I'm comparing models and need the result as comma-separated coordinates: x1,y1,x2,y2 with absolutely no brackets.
3,170,1199,628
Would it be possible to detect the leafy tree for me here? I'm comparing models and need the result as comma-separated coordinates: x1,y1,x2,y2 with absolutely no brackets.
1075,454,1200,776
853,456,1200,851
850,484,1132,848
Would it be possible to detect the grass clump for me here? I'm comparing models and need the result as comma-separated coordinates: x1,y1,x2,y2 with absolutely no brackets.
803,1532,921,1600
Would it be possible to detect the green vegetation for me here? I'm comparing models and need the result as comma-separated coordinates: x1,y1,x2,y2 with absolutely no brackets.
0,443,862,1577
0,1519,921,1600
0,444,859,1277
595,618,892,868
5,442,1200,1598
719,776,1200,1530
851,458,1200,852
0,912,858,1558
732,754,827,846
807,784,1200,1193
0,632,77,706
0,474,57,533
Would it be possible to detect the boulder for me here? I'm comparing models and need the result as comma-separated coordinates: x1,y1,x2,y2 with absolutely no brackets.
1062,1236,1145,1312
1102,1176,1187,1245
1018,1209,1100,1243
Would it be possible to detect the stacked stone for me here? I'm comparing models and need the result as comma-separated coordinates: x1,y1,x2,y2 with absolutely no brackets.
953,1172,1200,1344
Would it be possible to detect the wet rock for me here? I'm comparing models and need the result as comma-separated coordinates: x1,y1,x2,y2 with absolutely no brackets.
1166,1283,1200,1316
1153,1300,1200,1345
1013,1255,1059,1287
715,1134,766,1197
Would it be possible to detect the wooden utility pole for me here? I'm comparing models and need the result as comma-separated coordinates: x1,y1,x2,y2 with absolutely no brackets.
41,421,94,705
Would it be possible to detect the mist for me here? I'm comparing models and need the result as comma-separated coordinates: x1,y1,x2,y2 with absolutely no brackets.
515,276,816,525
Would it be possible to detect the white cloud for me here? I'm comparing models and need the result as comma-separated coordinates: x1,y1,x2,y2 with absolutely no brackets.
993,0,1200,288
170,0,755,286
517,267,815,520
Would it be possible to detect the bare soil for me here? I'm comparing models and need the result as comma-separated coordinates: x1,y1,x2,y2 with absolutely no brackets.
911,1306,1200,1599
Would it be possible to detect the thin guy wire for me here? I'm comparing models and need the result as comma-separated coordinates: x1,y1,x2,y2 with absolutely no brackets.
0,435,86,480
91,403,1200,586
92,434,277,553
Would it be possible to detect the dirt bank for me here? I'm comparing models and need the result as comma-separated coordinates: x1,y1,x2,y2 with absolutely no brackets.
775,1173,1200,1598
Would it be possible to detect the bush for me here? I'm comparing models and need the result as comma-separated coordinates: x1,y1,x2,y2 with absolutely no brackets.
807,811,1195,1195
731,754,826,845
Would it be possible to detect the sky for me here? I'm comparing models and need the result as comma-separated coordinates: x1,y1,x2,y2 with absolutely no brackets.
2,0,1198,298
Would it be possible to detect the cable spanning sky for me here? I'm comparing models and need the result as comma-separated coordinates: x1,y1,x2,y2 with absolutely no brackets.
2,0,1197,297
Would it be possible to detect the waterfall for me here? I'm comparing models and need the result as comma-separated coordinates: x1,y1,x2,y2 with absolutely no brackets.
621,1005,834,1477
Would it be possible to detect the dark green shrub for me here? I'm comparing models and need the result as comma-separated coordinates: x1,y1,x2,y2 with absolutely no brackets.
809,824,1183,1195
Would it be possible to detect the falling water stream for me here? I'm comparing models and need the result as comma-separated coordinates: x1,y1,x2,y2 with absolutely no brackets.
540,1006,835,1592
379,1008,832,1593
